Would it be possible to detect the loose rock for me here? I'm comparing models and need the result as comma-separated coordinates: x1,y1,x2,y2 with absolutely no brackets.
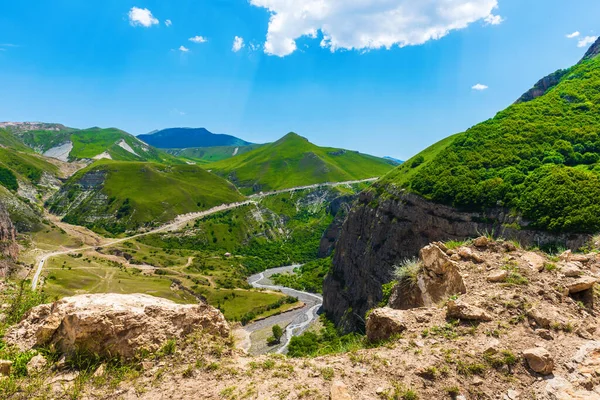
330,381,352,400
366,308,407,342
523,347,554,375
26,354,47,375
0,360,12,376
487,270,508,283
446,299,493,322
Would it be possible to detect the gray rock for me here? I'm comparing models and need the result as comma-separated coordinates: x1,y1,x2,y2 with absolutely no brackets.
446,300,493,322
366,308,408,342
523,347,554,375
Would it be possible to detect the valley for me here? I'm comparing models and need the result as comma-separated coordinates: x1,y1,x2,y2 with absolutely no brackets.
1,33,600,400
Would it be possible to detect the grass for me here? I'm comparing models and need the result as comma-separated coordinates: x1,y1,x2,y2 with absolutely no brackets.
166,144,264,163
394,258,423,287
47,160,244,234
206,132,395,194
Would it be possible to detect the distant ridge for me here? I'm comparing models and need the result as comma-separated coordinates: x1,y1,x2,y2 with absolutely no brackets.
138,128,252,149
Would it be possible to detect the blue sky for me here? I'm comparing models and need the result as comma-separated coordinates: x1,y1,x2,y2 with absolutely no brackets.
0,0,598,160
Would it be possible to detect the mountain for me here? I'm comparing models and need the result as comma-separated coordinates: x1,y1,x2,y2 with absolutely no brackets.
378,37,600,234
138,128,252,149
206,132,396,194
165,144,264,164
383,156,404,165
46,160,244,235
4,123,178,163
323,38,600,333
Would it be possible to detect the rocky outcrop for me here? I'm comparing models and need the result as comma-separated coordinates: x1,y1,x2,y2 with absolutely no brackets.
318,194,357,258
582,36,600,61
515,69,569,104
323,190,589,333
0,202,18,260
5,293,229,359
365,307,408,342
388,243,466,310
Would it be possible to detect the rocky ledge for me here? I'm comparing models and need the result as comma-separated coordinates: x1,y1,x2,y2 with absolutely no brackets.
323,189,590,333
5,293,230,359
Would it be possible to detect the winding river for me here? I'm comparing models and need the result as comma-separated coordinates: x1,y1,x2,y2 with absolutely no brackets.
245,265,323,354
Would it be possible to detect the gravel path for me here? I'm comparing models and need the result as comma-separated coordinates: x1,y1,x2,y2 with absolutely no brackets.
246,266,323,354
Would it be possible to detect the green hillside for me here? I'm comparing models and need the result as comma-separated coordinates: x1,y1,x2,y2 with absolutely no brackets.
377,39,600,233
165,144,264,164
47,160,244,234
206,133,395,194
13,126,179,163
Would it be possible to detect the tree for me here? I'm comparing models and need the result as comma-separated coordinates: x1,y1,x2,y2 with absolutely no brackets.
267,324,284,346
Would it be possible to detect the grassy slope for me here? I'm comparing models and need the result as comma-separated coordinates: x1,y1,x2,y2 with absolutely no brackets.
206,133,395,194
376,50,600,233
48,160,244,233
166,144,264,164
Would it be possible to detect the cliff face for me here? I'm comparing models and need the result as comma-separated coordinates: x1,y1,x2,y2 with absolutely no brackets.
0,202,18,260
323,189,590,333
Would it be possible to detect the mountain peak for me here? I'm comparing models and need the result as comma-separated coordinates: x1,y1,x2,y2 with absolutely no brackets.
277,132,309,143
582,36,600,62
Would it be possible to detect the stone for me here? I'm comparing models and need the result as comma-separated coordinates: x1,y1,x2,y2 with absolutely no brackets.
487,270,508,283
5,293,230,359
522,252,546,272
93,364,105,377
545,376,600,400
503,241,517,252
507,389,520,400
26,354,47,375
330,381,352,400
458,247,484,263
389,244,466,310
366,308,407,342
0,360,12,376
473,236,490,248
566,276,597,294
446,300,493,322
561,262,583,278
523,347,554,375
536,329,554,341
527,304,569,329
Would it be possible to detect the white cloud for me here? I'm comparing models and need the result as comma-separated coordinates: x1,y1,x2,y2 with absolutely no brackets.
189,36,208,43
249,0,502,57
484,14,504,25
472,83,488,91
249,42,261,51
578,36,598,48
566,31,580,39
232,36,245,52
179,46,190,52
165,19,172,27
128,7,159,27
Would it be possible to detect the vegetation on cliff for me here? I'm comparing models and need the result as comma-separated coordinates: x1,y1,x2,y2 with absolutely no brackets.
378,42,600,233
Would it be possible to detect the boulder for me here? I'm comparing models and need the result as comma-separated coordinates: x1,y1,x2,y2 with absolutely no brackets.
487,270,508,283
560,262,583,278
522,252,546,272
458,247,484,263
330,381,352,400
389,244,466,309
523,347,554,375
5,293,229,359
366,308,408,342
473,236,490,248
0,360,12,376
26,354,47,375
446,300,493,322
527,304,570,330
566,276,597,294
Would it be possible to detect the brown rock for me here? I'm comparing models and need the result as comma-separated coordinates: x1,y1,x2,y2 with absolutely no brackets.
26,354,47,375
0,360,12,376
560,262,583,278
389,244,466,309
523,347,554,375
487,270,508,283
527,305,570,329
446,300,493,322
473,236,490,248
566,276,597,294
536,329,554,341
366,308,407,342
330,381,352,400
5,293,230,359
458,247,484,263
522,252,546,272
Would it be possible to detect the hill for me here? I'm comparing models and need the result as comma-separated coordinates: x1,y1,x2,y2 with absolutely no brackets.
6,124,178,163
206,132,396,194
138,128,252,149
376,37,600,233
165,144,264,164
46,160,244,234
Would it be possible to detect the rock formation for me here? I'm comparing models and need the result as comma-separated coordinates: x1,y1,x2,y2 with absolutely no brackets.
323,190,589,333
0,202,19,276
5,293,230,359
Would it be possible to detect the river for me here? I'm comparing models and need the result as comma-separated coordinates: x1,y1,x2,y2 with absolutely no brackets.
245,265,323,355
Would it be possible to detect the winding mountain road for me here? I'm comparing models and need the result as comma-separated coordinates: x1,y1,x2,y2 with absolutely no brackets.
30,178,377,290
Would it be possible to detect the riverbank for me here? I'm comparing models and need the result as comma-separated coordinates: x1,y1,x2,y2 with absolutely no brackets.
243,265,323,355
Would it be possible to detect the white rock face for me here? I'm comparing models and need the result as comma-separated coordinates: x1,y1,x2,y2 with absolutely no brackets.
5,293,230,359
43,141,73,162
117,139,140,157
93,151,112,160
